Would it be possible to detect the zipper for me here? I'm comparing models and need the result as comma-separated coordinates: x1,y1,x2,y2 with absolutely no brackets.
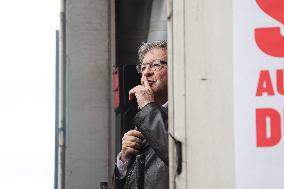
124,159,136,189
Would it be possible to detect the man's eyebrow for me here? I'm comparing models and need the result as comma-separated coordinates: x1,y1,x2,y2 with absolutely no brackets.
142,59,166,64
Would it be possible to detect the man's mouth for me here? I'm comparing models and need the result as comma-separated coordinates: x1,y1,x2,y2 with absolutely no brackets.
147,80,154,86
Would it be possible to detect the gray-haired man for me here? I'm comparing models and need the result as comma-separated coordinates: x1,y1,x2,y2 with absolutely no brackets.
114,40,169,189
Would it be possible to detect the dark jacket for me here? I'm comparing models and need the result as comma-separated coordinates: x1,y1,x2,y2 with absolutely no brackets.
115,102,169,189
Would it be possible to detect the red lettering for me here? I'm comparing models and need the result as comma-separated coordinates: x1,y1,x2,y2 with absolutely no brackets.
256,0,284,24
256,70,275,96
277,69,284,95
255,0,284,57
256,108,281,147
255,28,284,57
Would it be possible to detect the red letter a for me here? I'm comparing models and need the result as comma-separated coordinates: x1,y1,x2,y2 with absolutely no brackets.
256,108,281,147
256,70,274,96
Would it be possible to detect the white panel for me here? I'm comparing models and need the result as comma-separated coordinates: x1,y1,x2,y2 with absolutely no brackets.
169,0,235,188
65,0,111,188
234,1,284,189
171,0,188,187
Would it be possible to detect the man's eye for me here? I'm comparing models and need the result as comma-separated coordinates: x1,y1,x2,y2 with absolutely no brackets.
152,63,161,67
141,66,147,71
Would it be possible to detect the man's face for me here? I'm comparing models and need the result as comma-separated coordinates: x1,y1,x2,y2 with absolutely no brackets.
141,48,168,96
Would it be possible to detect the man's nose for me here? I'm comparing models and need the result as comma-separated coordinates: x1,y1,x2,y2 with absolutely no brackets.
142,65,153,76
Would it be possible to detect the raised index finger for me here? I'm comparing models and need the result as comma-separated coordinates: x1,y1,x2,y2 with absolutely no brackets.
129,85,142,100
142,76,151,89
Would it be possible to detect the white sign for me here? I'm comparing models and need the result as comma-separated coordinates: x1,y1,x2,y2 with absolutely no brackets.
234,0,284,188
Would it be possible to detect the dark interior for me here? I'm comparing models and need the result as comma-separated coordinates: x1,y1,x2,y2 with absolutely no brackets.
115,0,167,155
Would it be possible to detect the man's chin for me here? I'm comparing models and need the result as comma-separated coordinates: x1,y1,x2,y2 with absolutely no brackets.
151,87,159,94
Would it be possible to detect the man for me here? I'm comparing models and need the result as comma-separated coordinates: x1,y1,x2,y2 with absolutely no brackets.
114,40,169,189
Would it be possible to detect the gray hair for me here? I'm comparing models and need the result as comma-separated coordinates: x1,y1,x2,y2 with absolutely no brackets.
138,40,167,63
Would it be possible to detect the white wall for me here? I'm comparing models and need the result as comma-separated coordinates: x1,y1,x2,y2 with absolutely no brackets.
168,0,235,188
65,0,114,188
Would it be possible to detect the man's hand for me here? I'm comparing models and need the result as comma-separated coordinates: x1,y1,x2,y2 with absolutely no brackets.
129,77,154,109
120,130,144,162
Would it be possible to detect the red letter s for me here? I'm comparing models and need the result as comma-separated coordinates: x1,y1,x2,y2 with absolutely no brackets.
255,0,284,57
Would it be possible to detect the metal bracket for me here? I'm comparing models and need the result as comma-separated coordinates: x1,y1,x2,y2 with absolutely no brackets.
169,133,182,175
